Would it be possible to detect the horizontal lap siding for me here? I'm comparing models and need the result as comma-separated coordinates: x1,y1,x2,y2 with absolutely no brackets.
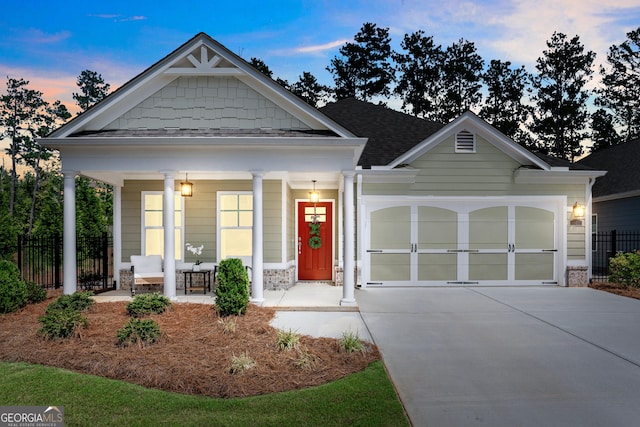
122,179,284,264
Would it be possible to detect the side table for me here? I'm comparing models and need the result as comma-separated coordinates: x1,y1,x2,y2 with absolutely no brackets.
183,270,212,294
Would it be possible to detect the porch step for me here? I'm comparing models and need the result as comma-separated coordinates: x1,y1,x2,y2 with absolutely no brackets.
295,281,337,286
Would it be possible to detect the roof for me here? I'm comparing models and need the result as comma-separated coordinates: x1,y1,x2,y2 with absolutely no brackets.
577,138,640,197
319,98,443,168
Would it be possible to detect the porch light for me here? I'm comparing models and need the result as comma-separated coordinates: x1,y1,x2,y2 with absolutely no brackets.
570,201,585,226
309,180,319,204
181,173,193,197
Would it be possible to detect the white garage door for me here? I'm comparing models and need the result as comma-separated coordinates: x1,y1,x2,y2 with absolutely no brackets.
364,198,563,286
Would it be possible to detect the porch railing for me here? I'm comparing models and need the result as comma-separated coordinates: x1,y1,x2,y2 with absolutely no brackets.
17,232,115,293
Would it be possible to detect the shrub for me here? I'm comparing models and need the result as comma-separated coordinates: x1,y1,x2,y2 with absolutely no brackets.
45,291,94,314
126,293,171,317
218,317,237,334
0,260,28,314
338,331,366,354
117,318,161,347
38,308,88,340
293,347,320,371
609,250,640,288
276,329,300,352
214,258,250,316
26,281,47,304
228,352,256,374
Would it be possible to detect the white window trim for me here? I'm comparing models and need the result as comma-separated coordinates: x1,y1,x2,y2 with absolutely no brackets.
216,191,253,263
141,191,184,260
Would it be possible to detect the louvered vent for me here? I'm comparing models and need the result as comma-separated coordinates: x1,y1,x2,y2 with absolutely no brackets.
456,130,476,153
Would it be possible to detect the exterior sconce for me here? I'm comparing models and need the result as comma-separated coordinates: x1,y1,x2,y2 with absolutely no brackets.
309,180,319,204
570,201,584,226
181,173,193,197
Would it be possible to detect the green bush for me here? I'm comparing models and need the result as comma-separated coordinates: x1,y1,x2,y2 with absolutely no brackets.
38,308,88,340
45,291,95,314
26,281,47,304
214,258,250,316
117,318,161,347
126,293,171,317
0,260,28,314
609,250,640,288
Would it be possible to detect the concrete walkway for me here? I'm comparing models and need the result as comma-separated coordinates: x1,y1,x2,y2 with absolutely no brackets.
356,287,640,427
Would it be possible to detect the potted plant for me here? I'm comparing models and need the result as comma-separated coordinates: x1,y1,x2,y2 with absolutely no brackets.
186,243,204,271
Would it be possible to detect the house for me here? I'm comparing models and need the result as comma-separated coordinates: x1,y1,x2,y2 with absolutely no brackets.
578,139,640,278
578,138,640,232
41,33,605,303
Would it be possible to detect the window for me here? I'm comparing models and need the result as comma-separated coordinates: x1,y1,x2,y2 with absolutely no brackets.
218,192,253,261
455,129,476,153
142,192,183,260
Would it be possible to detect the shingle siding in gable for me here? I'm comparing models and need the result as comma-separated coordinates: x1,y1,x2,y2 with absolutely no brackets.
104,76,311,131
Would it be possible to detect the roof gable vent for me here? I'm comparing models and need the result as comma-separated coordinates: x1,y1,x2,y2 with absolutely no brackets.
455,130,476,153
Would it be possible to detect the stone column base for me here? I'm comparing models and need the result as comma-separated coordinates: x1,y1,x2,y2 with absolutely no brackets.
567,266,589,287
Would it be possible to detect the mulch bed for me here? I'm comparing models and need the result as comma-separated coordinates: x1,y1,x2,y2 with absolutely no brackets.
589,281,640,301
0,291,379,398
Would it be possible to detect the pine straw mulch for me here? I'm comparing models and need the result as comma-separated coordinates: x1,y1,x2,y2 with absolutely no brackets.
589,281,640,301
0,291,380,399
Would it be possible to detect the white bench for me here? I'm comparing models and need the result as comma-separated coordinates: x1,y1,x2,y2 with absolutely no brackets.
130,255,164,296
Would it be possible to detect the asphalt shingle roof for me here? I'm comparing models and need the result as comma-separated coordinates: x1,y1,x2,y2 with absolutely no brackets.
577,138,640,197
320,98,444,168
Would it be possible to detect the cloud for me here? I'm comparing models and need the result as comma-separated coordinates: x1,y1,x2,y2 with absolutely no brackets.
88,14,147,23
20,29,72,44
294,39,350,54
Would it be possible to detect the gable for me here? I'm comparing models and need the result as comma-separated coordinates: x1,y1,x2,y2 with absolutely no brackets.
103,76,311,131
50,33,352,138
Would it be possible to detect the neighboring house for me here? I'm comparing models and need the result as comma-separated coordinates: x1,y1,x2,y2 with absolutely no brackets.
578,139,640,278
578,138,640,232
41,33,605,303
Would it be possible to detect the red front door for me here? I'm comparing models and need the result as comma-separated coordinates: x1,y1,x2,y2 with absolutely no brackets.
298,201,333,280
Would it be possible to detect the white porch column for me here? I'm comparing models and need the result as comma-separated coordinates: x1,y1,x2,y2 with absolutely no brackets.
62,170,77,295
163,173,177,299
251,171,264,304
113,185,122,288
341,171,356,306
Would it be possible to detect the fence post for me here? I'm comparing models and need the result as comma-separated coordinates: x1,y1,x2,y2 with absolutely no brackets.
102,232,108,289
54,234,61,289
611,230,617,255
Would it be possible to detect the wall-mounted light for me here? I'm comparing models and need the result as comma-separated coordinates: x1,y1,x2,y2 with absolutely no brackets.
309,180,319,204
181,173,193,197
570,201,585,226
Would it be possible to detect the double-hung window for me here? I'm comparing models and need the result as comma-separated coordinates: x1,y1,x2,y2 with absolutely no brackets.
142,192,183,260
218,192,253,261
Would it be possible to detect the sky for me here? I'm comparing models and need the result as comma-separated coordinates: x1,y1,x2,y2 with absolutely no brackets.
1,0,640,115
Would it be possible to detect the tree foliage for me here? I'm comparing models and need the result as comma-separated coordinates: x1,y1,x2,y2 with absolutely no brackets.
72,70,110,113
328,22,395,101
394,30,445,120
529,32,595,161
480,60,531,140
590,108,622,151
596,26,640,143
290,71,329,107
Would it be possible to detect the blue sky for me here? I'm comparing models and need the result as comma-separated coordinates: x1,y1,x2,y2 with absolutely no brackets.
1,0,640,113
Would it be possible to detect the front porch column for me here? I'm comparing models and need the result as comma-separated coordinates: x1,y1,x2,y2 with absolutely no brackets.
113,185,122,288
341,171,356,306
251,171,264,304
163,173,177,299
62,170,77,295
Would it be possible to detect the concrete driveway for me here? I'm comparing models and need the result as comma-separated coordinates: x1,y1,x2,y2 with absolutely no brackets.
356,287,640,427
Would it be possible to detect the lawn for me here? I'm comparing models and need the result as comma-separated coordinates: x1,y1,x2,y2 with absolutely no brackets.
0,360,408,426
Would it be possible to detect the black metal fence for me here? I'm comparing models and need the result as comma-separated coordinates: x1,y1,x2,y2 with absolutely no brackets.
592,230,640,281
17,233,115,293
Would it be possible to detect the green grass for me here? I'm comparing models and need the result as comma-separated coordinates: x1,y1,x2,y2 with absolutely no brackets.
0,360,408,427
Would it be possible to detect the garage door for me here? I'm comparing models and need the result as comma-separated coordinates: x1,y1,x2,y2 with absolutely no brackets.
364,198,561,286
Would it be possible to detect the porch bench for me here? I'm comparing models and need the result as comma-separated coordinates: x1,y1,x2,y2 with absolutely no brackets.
130,255,164,296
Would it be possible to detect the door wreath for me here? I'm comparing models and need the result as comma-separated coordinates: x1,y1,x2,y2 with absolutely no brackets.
308,221,322,249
